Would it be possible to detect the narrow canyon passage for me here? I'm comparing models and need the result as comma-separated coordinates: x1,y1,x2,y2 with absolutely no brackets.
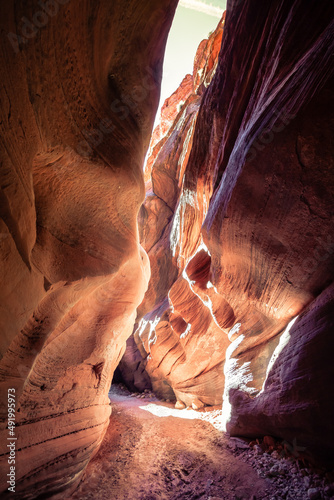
68,385,269,500
1,0,334,498
67,386,334,500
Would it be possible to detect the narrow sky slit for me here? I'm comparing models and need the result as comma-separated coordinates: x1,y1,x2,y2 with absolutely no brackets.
156,0,227,124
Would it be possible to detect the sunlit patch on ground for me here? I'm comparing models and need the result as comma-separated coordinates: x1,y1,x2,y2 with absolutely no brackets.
139,402,224,431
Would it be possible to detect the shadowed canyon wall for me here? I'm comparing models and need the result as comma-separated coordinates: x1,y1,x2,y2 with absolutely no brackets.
1,0,334,498
0,0,178,497
126,0,334,463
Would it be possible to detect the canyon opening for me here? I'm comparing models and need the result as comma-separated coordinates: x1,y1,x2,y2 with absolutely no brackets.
0,1,333,499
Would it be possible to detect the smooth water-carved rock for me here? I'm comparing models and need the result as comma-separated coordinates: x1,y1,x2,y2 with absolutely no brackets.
133,0,334,463
1,4,334,496
131,17,227,406
226,283,334,466
0,0,178,497
197,2,334,461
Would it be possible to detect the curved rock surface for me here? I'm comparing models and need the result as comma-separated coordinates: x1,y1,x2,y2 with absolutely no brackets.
0,0,177,497
1,0,334,496
227,282,334,465
130,0,334,463
131,16,227,404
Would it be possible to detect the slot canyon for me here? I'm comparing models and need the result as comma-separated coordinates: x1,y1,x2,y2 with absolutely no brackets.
0,0,333,499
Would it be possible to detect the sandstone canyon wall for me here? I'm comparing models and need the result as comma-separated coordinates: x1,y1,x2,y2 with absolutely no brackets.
0,1,177,497
1,0,334,498
130,0,334,464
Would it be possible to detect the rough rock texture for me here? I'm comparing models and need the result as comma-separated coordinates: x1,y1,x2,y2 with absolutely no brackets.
144,13,225,184
131,0,334,463
0,0,177,497
144,73,193,182
66,386,273,500
69,386,334,500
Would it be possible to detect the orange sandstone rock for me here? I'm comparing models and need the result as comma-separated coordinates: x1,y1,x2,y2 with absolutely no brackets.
135,0,334,466
0,0,177,497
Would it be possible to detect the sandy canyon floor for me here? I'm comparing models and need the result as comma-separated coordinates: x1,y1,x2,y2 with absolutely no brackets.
67,386,333,500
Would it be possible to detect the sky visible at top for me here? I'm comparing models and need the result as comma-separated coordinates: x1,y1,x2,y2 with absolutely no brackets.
157,0,227,121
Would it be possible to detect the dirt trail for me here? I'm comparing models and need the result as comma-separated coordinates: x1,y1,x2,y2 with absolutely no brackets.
68,386,271,500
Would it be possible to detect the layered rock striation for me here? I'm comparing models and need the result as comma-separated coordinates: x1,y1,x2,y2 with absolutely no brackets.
1,2,334,497
0,0,177,497
133,16,228,406
131,0,334,462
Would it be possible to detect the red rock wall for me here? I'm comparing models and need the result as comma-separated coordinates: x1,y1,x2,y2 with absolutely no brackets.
136,0,334,461
135,17,228,407
0,1,177,497
226,282,334,465
1,3,334,497
200,1,334,463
